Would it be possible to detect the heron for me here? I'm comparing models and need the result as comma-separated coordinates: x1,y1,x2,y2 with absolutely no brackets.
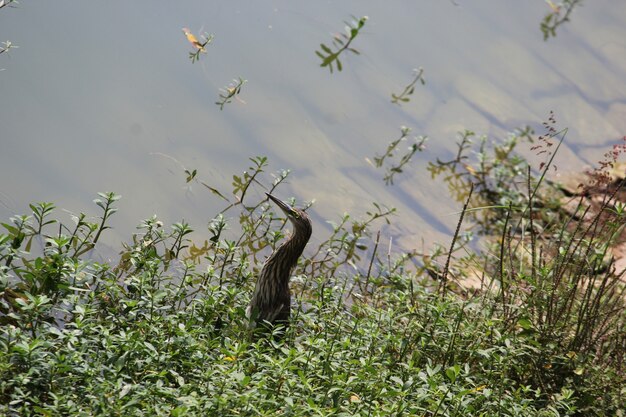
246,193,312,331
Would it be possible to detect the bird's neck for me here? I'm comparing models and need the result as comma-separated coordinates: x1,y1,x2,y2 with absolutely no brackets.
270,235,306,272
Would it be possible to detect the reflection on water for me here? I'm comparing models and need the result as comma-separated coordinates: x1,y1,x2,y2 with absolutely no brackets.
1,1,625,256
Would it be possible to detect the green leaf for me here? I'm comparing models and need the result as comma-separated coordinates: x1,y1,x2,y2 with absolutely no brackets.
446,364,461,382
2,222,17,235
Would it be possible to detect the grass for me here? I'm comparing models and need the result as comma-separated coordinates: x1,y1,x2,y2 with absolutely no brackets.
1,126,625,416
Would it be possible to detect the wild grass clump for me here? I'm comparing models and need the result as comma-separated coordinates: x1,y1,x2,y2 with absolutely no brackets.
1,123,625,415
427,114,626,415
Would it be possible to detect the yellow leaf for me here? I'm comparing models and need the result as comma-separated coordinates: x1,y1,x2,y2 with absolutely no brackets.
472,385,487,393
182,28,206,51
546,0,561,13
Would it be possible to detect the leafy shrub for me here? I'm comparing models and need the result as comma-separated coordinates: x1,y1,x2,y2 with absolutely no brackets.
1,141,624,415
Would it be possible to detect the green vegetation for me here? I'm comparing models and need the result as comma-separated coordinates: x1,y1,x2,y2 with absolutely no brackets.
372,125,427,185
0,40,15,56
181,29,244,111
1,4,622,416
541,0,584,41
2,123,625,416
316,16,368,73
0,0,18,67
216,77,247,111
187,32,214,64
391,68,426,105
0,0,18,10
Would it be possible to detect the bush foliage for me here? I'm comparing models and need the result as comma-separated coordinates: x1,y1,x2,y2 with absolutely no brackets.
1,134,625,416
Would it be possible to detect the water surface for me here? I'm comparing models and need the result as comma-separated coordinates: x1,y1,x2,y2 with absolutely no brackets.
1,1,625,256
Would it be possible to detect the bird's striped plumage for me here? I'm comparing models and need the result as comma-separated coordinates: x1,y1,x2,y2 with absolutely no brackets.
247,194,312,330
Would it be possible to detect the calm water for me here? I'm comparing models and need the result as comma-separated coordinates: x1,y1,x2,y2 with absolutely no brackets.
1,1,626,255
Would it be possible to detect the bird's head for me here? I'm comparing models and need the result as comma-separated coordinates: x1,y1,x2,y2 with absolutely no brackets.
266,193,312,237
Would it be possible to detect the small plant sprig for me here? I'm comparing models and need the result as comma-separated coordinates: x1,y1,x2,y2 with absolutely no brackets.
316,16,367,73
373,126,412,168
0,40,16,56
540,0,583,40
231,156,268,206
1,1,19,71
91,192,121,246
391,67,425,105
184,168,197,183
0,0,19,10
372,126,427,185
585,135,626,189
531,110,560,172
216,77,247,110
182,28,214,63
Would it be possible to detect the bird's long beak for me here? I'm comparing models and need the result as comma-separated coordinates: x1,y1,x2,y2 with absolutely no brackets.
266,193,295,216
